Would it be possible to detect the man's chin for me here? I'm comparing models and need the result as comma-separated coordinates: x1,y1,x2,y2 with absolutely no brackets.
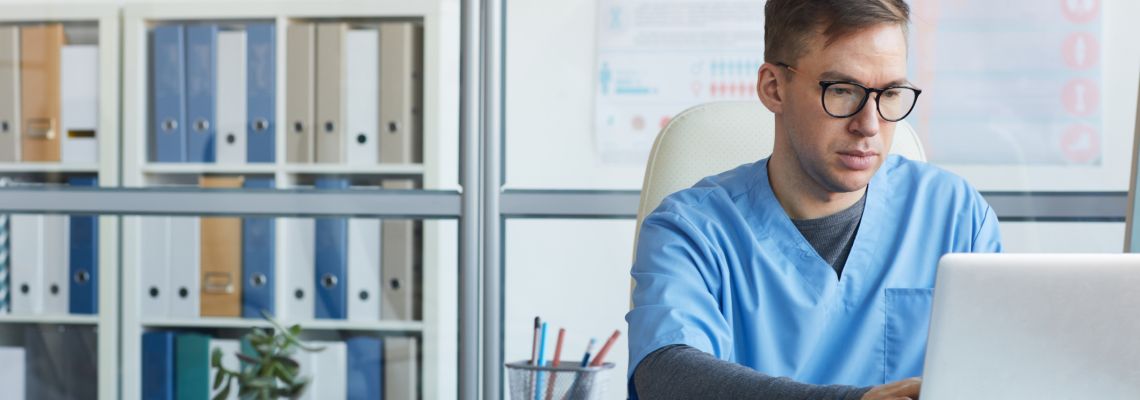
824,171,875,193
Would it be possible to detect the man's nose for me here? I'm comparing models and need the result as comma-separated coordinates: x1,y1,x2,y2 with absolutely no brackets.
849,96,881,137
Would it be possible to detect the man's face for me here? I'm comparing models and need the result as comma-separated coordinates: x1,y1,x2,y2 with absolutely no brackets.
777,24,909,193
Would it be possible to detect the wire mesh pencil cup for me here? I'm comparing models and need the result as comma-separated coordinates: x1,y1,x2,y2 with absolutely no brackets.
505,360,616,400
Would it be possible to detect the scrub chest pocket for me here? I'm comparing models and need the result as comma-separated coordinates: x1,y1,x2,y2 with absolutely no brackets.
883,288,935,383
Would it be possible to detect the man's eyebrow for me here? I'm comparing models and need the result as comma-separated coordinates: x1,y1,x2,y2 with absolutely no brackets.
819,70,913,87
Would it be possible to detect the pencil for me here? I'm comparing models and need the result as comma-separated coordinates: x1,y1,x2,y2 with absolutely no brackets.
544,328,566,400
579,338,596,367
589,330,621,367
530,317,540,364
530,317,541,400
535,322,549,400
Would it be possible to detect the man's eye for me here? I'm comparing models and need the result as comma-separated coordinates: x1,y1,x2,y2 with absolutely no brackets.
883,89,901,98
829,87,852,95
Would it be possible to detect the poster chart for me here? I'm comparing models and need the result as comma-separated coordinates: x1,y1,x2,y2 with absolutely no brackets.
908,0,1102,166
593,0,765,165
594,0,1108,190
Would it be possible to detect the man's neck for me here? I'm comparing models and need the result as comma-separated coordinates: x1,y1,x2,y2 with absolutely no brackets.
767,152,867,220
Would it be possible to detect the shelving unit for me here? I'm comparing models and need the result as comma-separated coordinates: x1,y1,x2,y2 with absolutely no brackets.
119,1,459,399
0,2,120,400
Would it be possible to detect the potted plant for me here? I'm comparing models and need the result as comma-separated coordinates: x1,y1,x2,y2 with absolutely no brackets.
210,312,323,400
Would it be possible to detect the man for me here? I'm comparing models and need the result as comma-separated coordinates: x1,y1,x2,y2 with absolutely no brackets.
626,0,1001,399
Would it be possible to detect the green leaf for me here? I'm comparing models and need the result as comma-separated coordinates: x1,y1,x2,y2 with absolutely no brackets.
235,353,259,365
289,325,302,336
216,381,231,400
212,369,226,390
244,376,276,389
211,348,223,367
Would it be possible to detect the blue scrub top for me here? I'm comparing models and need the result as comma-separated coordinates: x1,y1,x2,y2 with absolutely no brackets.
627,155,1002,395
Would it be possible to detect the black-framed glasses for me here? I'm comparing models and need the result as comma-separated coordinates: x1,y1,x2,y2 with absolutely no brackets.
776,63,922,122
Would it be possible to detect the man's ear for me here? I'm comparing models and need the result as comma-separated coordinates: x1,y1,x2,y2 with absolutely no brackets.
756,63,785,114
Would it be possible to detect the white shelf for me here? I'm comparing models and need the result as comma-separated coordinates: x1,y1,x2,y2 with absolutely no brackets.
141,317,424,332
0,4,123,400
282,163,425,175
0,314,100,325
119,2,460,399
0,163,100,173
141,163,278,175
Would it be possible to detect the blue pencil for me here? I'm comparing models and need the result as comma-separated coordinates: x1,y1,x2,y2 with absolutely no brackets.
535,322,549,400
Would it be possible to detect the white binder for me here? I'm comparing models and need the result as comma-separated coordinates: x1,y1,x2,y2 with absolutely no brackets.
168,217,201,318
347,218,381,321
59,44,98,164
139,217,171,318
10,215,42,315
209,338,241,400
310,341,347,399
344,28,379,165
40,214,69,315
294,347,317,400
284,218,315,320
215,29,247,165
0,347,25,399
385,337,419,400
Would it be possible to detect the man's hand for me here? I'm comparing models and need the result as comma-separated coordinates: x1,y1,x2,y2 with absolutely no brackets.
861,377,921,400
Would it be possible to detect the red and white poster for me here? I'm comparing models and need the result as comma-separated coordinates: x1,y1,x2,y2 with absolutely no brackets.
908,0,1102,166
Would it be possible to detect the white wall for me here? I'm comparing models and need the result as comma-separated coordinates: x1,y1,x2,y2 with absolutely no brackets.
504,219,636,398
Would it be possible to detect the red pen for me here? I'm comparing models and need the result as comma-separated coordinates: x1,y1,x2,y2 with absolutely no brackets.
545,328,566,400
590,330,621,367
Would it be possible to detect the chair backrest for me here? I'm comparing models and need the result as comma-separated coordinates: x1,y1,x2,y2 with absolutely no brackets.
633,101,926,256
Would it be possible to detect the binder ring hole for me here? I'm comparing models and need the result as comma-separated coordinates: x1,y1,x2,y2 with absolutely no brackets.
356,133,367,144
324,121,335,133
193,119,209,132
162,119,178,132
50,284,59,295
389,279,401,290
19,283,28,294
387,122,399,133
226,133,236,144
253,118,269,132
293,121,304,133
251,273,267,287
358,290,369,301
74,271,91,284
294,289,304,299
1,121,9,132
321,274,338,288
178,287,189,298
149,287,160,298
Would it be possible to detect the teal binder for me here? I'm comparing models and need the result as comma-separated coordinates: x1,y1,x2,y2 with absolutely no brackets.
175,333,210,400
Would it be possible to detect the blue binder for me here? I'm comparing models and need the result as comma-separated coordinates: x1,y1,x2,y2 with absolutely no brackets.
246,23,276,163
142,331,177,400
185,24,218,163
346,336,383,400
68,176,99,315
314,178,348,319
152,25,187,162
242,177,276,318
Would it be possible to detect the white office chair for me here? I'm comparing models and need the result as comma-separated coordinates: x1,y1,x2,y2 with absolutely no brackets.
632,100,927,259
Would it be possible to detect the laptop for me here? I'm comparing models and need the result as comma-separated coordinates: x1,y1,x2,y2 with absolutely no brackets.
919,253,1140,399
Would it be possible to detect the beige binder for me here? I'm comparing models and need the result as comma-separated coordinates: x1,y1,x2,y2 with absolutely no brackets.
381,179,417,320
199,175,244,317
0,26,19,162
20,24,63,162
383,336,418,400
314,23,346,164
285,23,315,163
378,22,423,164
